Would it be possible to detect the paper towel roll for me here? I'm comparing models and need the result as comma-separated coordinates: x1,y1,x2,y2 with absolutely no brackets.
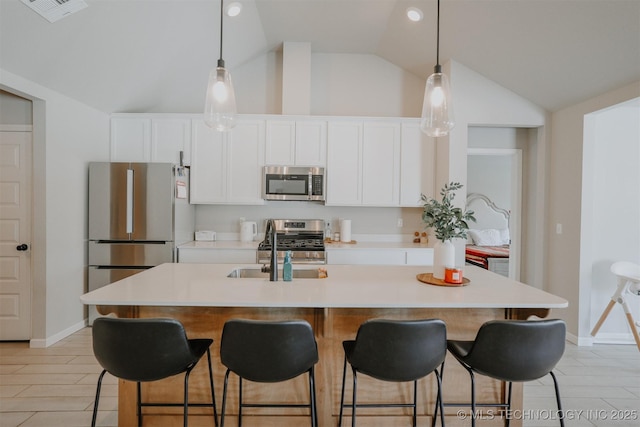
340,219,351,242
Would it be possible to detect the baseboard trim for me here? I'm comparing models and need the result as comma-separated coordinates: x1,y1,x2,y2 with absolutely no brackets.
29,319,87,348
567,331,636,347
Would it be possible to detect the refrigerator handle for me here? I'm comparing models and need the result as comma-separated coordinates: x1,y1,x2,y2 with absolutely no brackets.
126,168,134,234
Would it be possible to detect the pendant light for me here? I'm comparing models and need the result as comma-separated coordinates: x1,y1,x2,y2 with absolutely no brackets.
420,0,454,137
204,0,237,131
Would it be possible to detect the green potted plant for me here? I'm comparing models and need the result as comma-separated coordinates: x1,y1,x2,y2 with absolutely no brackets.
421,182,475,279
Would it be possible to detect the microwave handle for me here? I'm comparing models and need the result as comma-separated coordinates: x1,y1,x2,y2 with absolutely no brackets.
308,171,313,200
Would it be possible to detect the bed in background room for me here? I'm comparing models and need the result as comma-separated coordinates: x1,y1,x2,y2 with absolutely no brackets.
465,193,511,277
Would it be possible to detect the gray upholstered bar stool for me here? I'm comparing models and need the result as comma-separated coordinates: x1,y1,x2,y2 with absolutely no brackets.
441,319,566,427
219,319,319,427
339,318,447,427
91,317,218,427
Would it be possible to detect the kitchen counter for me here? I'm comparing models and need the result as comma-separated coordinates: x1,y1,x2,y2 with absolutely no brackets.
178,240,259,249
80,263,566,309
81,263,566,427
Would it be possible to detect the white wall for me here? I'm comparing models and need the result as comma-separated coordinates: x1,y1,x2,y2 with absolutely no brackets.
468,127,521,212
234,52,426,117
1,68,110,346
548,81,640,344
445,61,548,280
584,98,640,343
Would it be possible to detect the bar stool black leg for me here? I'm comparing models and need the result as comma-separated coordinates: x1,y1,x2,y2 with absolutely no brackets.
208,349,219,427
137,381,142,427
220,370,231,427
338,355,348,426
435,369,445,427
550,371,565,427
238,377,243,427
90,370,107,427
183,369,191,427
412,379,418,427
351,369,358,427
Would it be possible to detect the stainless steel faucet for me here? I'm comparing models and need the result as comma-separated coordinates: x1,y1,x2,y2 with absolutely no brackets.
266,219,278,281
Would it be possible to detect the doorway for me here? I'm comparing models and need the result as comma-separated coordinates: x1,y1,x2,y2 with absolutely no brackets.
0,126,32,340
467,148,522,280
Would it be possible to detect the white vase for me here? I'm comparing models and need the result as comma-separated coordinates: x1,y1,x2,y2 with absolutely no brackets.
433,240,455,280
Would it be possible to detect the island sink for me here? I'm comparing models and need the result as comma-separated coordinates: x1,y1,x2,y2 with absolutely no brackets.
227,267,326,279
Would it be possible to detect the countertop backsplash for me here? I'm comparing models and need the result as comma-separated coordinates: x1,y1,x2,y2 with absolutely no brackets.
194,204,425,242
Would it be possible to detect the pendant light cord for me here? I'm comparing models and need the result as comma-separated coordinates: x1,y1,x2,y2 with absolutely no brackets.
218,0,224,66
436,0,440,66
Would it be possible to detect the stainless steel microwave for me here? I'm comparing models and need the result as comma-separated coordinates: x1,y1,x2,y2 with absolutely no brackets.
262,166,325,201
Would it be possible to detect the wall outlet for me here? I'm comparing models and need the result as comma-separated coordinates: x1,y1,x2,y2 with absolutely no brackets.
397,218,403,227
556,223,562,234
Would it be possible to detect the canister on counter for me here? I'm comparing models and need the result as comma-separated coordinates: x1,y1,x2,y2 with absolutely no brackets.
444,267,464,284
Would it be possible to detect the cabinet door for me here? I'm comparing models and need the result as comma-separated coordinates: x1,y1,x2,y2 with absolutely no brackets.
265,120,295,165
190,120,226,203
362,122,400,206
227,120,265,205
400,122,435,206
327,249,406,265
326,121,362,205
110,117,151,162
295,120,327,166
151,118,192,165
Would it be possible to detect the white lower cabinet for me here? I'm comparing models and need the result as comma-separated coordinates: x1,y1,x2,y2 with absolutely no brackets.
327,248,433,266
178,248,257,264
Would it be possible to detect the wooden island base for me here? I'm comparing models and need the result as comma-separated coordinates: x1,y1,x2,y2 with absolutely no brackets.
101,305,551,427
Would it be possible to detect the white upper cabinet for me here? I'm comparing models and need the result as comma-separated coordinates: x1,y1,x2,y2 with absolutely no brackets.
110,117,151,162
362,121,400,206
265,118,327,166
326,120,400,206
226,120,266,204
111,115,191,164
190,118,265,205
190,120,226,203
265,120,296,165
151,118,191,165
326,121,362,205
295,120,327,166
111,114,434,207
400,121,435,206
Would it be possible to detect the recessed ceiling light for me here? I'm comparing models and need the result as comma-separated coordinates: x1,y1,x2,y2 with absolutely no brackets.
406,7,423,22
225,2,242,17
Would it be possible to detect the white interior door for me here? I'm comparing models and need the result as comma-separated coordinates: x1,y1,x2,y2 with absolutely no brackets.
0,129,32,340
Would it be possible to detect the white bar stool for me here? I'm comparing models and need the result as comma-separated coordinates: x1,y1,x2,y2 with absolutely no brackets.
591,261,640,350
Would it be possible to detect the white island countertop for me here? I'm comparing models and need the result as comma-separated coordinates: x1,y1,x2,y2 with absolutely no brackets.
80,263,568,310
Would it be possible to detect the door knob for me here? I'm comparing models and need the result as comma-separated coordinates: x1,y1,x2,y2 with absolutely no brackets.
16,244,28,251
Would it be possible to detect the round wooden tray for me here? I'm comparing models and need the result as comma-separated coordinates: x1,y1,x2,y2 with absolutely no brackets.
416,273,470,287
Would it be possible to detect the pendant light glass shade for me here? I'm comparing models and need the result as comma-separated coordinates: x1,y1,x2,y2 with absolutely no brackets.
420,65,454,137
420,0,454,137
204,0,237,132
204,59,237,131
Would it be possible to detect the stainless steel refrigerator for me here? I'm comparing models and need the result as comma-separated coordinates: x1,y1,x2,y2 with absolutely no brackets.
87,162,194,323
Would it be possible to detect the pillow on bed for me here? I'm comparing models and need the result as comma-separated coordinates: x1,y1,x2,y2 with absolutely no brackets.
468,228,509,246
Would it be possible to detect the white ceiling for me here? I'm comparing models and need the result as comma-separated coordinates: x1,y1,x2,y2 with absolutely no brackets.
1,0,639,114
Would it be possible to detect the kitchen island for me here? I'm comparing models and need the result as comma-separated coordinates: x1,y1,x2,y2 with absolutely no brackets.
81,263,567,427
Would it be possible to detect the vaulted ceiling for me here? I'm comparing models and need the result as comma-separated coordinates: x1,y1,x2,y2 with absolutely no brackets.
1,0,639,114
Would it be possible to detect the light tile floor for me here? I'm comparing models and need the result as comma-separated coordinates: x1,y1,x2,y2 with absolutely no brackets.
0,328,639,427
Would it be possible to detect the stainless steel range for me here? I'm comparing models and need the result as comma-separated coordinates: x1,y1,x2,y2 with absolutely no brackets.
257,219,326,264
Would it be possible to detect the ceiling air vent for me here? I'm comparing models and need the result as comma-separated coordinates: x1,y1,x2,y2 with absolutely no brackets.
21,0,88,23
